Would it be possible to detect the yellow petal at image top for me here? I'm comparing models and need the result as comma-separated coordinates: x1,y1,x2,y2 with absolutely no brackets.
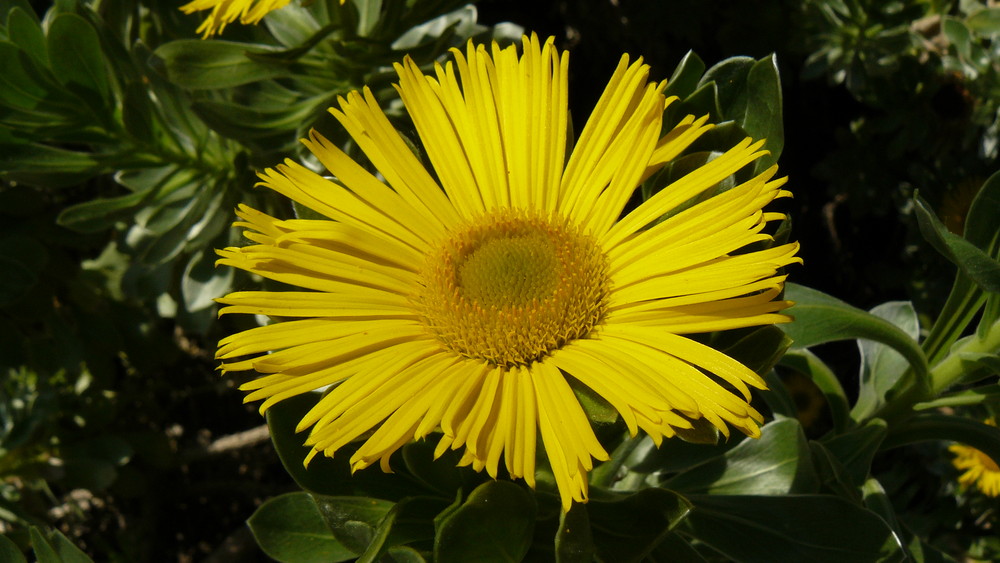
949,419,1000,498
216,34,801,511
181,0,344,37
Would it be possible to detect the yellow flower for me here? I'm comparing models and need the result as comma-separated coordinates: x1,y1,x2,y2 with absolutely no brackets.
181,0,344,38
949,419,1000,498
216,35,800,511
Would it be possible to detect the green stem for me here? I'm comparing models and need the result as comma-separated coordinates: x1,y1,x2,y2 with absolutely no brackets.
928,319,1000,396
873,319,1000,424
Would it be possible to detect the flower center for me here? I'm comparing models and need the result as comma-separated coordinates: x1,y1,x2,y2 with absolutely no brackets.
416,210,609,367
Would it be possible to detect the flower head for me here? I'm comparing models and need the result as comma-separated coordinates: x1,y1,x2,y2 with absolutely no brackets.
949,419,1000,498
217,35,800,510
181,0,343,38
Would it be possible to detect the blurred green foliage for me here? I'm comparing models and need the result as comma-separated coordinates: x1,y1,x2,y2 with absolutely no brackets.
0,0,997,560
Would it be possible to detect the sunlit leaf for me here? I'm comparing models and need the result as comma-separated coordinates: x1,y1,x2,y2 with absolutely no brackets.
663,418,818,495
780,283,929,381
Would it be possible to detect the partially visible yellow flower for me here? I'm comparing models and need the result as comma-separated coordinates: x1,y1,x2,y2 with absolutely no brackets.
182,0,344,38
949,419,1000,498
216,35,800,511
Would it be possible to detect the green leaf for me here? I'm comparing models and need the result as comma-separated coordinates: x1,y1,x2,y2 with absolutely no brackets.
681,494,899,563
588,488,692,562
153,40,290,89
758,369,798,419
433,481,536,563
0,534,26,563
882,413,1000,470
861,478,908,562
0,255,37,307
820,419,887,488
707,54,784,173
913,194,1000,292
312,495,395,555
555,503,593,563
248,492,356,563
780,349,851,433
46,13,110,110
400,440,473,498
663,51,706,103
647,532,707,563
56,189,152,233
966,8,1000,34
780,283,929,381
357,496,448,563
0,141,103,187
921,172,1000,364
181,246,232,312
29,528,59,563
914,384,1000,410
41,529,91,563
718,325,793,378
663,418,818,495
853,302,921,419
7,7,46,65
943,17,973,60
265,392,415,500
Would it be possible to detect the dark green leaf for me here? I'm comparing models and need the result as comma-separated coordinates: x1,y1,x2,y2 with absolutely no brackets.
248,492,356,563
181,244,232,312
966,8,1000,34
921,172,999,364
663,51,706,103
758,369,798,419
0,142,103,187
46,13,110,109
861,478,907,562
56,189,152,233
0,255,36,307
943,17,973,60
41,529,92,563
914,194,1000,292
400,440,469,498
883,413,1000,470
780,349,851,432
647,532,707,563
434,481,536,563
780,283,929,381
357,496,448,563
312,495,395,554
555,503,593,563
914,384,1000,410
121,80,155,142
663,418,818,495
820,419,887,487
0,534,26,563
265,392,418,500
718,325,793,377
853,302,921,419
681,494,899,563
588,488,692,562
29,528,59,563
153,40,290,89
7,8,45,65
708,54,784,173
